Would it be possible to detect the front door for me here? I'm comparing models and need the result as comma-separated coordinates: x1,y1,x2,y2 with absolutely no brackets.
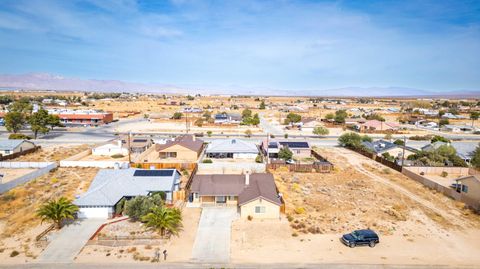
216,196,226,204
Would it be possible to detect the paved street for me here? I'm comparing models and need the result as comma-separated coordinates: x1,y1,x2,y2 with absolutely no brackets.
37,219,105,263
191,207,238,263
0,263,473,269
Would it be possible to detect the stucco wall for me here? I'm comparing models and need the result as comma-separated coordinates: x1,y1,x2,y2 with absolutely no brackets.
240,198,280,219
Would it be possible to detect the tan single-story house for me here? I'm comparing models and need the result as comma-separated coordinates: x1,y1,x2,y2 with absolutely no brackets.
0,140,36,157
137,134,204,163
453,175,480,202
189,173,282,219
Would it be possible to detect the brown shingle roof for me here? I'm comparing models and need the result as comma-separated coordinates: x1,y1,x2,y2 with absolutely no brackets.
190,173,282,206
155,134,204,153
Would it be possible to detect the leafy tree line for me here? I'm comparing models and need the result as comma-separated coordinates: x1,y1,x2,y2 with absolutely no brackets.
4,99,61,138
241,109,260,125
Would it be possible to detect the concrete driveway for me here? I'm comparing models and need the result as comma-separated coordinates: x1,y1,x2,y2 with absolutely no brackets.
37,219,105,263
191,207,238,263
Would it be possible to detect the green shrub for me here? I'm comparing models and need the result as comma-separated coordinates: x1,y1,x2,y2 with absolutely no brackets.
8,133,32,140
202,159,213,163
10,250,19,257
441,171,448,177
255,154,263,163
111,154,124,159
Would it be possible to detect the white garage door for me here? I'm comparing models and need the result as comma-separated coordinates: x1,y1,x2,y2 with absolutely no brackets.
78,207,110,219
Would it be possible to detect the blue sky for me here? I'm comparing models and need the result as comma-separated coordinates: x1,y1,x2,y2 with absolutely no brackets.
0,0,479,93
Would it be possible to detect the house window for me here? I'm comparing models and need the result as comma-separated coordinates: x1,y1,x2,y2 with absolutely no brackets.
4,150,10,154
462,185,469,193
228,196,235,201
194,193,199,199
255,206,266,213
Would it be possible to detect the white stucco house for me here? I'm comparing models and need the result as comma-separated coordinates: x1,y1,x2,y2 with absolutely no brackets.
74,169,181,219
205,139,259,159
92,140,129,156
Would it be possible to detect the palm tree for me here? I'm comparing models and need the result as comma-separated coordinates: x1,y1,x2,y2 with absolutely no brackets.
141,206,183,237
36,197,79,229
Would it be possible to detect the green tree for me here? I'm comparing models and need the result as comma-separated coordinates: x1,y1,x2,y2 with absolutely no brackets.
470,111,480,127
245,129,252,137
4,111,25,133
470,144,480,169
431,135,450,143
125,195,163,221
36,197,78,229
29,109,51,139
142,206,183,237
365,113,385,122
284,113,301,125
242,109,252,119
338,132,362,148
278,147,293,160
47,114,62,129
172,112,183,119
334,110,348,123
8,98,32,114
259,100,266,109
361,135,373,142
313,126,329,136
325,113,334,120
393,139,405,146
439,118,449,126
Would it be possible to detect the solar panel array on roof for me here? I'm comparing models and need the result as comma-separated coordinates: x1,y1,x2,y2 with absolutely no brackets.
132,139,148,143
133,170,174,177
279,142,309,148
268,142,278,148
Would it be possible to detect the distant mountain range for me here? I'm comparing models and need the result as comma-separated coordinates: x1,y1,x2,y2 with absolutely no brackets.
0,72,478,98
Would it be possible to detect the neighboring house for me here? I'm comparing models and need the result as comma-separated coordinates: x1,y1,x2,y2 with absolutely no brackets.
362,140,416,159
48,109,114,126
92,140,129,156
138,134,204,163
442,113,467,119
214,113,242,124
205,139,259,159
75,169,181,219
421,141,448,152
189,172,282,219
453,175,480,202
121,136,154,154
288,117,320,130
344,118,366,127
357,120,399,132
0,140,36,157
261,141,311,159
442,125,477,133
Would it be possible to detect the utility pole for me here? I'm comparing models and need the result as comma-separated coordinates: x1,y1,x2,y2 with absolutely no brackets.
266,132,270,165
401,135,406,167
128,131,131,164
185,110,189,134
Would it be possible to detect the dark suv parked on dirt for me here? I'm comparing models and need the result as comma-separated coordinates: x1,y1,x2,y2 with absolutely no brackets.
341,229,379,248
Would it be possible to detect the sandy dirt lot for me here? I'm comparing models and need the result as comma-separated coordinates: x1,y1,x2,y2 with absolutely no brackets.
10,145,90,162
0,168,37,183
230,147,480,266
75,207,201,263
0,167,98,263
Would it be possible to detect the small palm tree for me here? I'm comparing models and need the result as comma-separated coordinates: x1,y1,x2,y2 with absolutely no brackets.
36,197,79,229
142,206,183,237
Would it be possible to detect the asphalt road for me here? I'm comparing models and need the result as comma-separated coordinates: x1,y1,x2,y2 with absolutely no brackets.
0,263,473,269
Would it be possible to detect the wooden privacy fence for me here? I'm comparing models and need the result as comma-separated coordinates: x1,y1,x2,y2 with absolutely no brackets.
132,162,197,170
347,147,403,172
0,146,40,161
